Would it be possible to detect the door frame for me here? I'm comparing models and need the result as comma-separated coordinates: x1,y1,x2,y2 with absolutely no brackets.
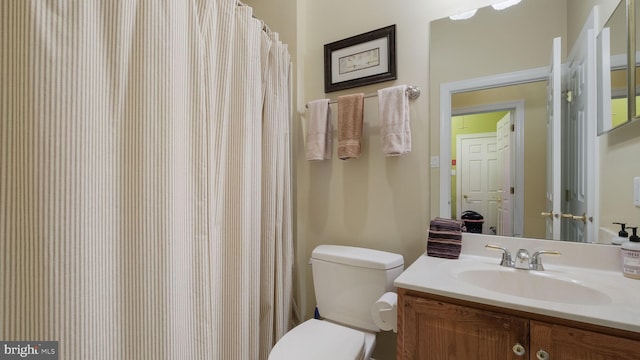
547,37,563,240
451,101,525,237
439,67,548,228
496,112,513,236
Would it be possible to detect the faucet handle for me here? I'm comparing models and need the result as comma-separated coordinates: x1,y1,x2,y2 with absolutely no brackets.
485,244,513,267
530,250,561,271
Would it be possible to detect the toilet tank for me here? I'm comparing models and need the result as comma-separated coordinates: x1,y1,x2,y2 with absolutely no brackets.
311,245,404,332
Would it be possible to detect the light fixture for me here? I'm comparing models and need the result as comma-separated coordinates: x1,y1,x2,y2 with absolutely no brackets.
449,8,478,21
491,0,522,11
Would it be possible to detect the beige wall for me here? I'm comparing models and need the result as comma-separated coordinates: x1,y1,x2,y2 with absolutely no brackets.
600,120,640,232
567,0,622,47
246,0,640,358
295,1,494,357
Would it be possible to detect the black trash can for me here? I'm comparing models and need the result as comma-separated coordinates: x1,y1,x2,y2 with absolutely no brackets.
461,210,484,233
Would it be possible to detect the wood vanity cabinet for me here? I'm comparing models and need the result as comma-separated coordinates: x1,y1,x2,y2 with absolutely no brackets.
529,321,640,360
397,289,640,360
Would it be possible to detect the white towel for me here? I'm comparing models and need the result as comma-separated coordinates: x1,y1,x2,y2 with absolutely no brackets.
378,85,411,156
305,99,332,160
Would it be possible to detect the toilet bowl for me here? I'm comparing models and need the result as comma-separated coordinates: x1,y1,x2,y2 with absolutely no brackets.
268,245,404,360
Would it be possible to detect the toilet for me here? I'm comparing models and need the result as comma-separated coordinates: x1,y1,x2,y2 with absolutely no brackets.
269,245,404,360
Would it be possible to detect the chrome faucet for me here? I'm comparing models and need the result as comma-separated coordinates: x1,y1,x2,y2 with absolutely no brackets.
514,249,531,269
485,244,560,271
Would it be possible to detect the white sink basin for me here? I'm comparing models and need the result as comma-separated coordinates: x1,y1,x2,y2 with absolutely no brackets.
436,258,613,306
454,268,611,305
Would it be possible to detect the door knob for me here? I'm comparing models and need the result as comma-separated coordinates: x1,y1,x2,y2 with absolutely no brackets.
463,194,469,199
540,211,554,219
561,213,574,219
572,213,591,223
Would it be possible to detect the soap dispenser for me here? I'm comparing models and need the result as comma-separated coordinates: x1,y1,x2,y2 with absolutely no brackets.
621,227,640,279
612,222,629,245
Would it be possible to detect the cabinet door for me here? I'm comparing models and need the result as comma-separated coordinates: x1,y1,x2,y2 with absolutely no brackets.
400,295,529,360
530,321,640,360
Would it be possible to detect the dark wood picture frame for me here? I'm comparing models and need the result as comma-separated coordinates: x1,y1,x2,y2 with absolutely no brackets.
324,25,397,93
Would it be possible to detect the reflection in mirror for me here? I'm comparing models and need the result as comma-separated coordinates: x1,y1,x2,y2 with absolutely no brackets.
431,0,624,244
598,0,629,134
451,82,547,240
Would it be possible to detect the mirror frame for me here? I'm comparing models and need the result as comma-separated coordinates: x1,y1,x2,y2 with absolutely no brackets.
629,0,637,122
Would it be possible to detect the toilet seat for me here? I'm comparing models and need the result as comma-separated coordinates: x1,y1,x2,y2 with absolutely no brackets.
268,319,366,360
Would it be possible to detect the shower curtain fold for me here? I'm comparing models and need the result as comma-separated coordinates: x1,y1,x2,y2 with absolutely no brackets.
0,1,293,359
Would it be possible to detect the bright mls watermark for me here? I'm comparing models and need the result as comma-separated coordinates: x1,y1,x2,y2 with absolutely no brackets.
0,342,58,359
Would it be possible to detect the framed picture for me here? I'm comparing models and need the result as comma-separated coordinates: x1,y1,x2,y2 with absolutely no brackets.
324,25,397,93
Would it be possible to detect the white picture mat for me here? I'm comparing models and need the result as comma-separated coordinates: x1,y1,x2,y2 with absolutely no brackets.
331,37,389,84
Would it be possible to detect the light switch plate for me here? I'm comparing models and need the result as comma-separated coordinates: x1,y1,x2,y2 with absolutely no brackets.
430,156,440,168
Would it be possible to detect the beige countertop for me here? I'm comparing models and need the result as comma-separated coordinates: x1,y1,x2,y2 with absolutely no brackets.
394,233,640,333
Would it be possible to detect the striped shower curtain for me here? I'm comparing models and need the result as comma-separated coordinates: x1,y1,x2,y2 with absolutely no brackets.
0,1,293,359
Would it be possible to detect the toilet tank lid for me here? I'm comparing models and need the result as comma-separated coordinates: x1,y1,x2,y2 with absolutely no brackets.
312,245,404,270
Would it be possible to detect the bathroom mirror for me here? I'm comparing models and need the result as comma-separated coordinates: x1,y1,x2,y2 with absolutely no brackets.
597,0,630,134
430,0,627,243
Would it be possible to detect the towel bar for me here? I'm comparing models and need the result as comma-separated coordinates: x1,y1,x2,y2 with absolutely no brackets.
305,85,420,108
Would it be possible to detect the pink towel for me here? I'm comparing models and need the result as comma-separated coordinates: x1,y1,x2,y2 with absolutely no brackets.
305,99,332,161
378,85,411,156
337,93,364,160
